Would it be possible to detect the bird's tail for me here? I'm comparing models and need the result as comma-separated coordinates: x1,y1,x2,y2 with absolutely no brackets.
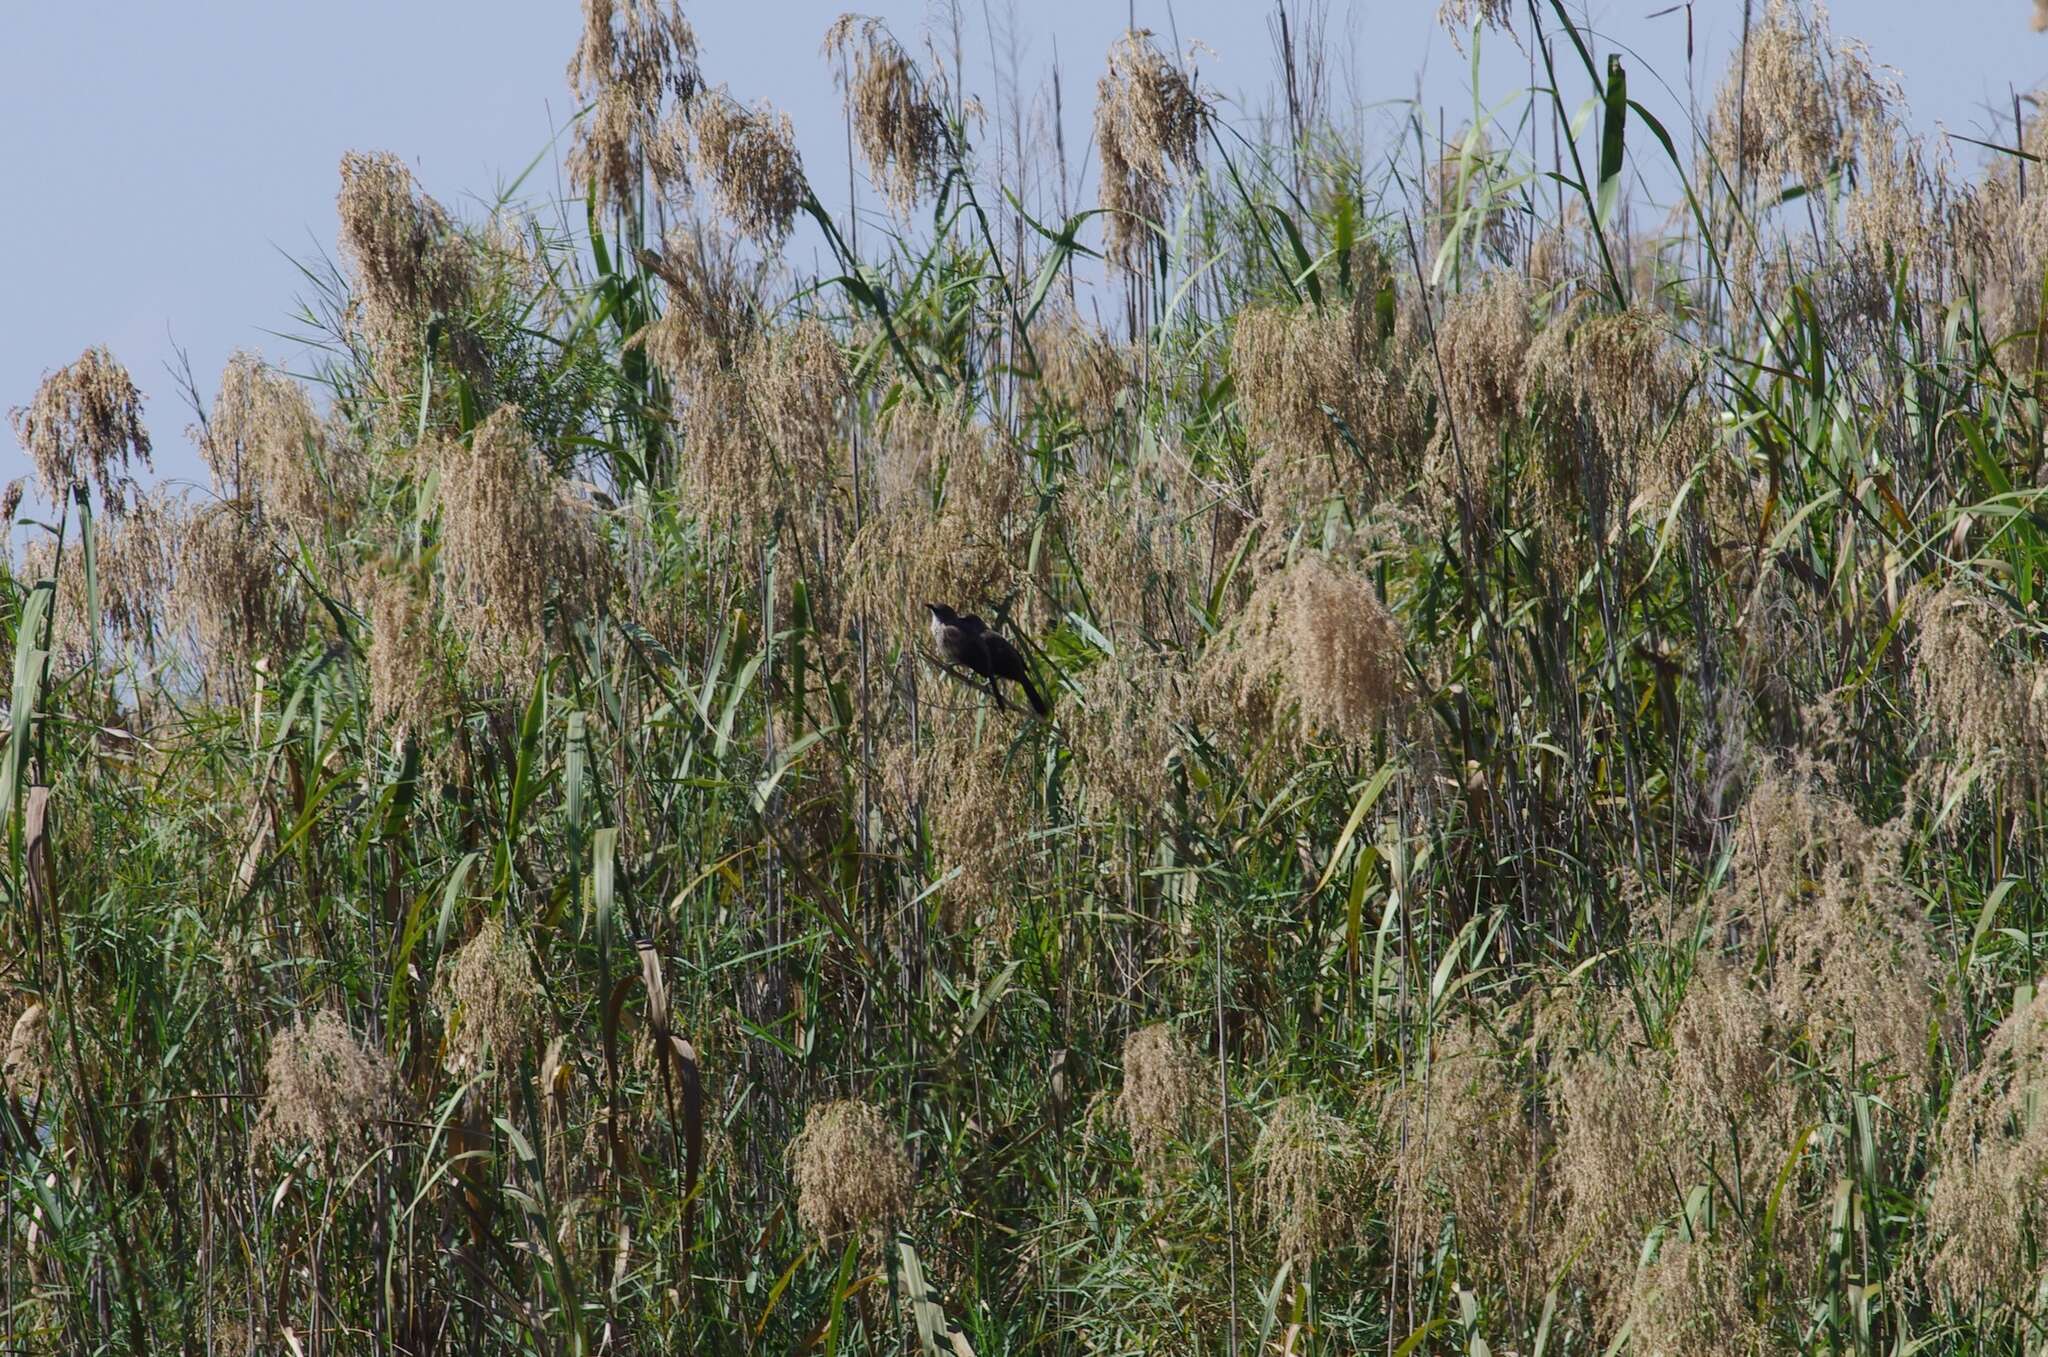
1020,674,1049,718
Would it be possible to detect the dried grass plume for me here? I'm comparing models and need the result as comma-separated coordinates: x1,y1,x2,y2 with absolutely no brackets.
1202,555,1411,745
256,1010,393,1155
1118,1022,1206,1176
437,406,608,680
336,151,474,377
437,916,540,1076
789,1098,914,1243
566,0,702,214
1094,30,1204,273
824,15,948,214
1252,1095,1366,1266
690,89,806,247
11,346,152,516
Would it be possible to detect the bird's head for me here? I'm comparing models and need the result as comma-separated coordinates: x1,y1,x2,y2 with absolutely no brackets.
924,602,959,624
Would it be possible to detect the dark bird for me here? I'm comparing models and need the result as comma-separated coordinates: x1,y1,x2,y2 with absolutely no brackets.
925,603,1049,717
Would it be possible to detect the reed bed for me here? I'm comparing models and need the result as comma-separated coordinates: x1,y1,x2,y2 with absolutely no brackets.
6,2,2048,1352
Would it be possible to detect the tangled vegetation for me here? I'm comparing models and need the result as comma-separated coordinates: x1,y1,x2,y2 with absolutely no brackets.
8,1,2048,1351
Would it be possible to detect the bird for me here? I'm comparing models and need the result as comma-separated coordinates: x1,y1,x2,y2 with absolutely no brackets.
925,603,1048,716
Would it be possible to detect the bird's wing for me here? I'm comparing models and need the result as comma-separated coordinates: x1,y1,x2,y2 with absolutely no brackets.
982,632,1028,679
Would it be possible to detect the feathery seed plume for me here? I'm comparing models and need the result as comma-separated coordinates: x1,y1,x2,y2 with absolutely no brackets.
1436,0,1513,41
199,351,352,537
1231,288,1426,522
1094,30,1205,273
880,721,1031,934
824,15,948,215
1707,0,1893,195
336,151,475,384
788,1098,913,1244
175,499,299,673
1201,554,1410,746
364,565,443,735
255,1010,393,1155
1626,1228,1764,1357
566,0,702,215
1925,983,2048,1302
689,89,807,247
1252,1095,1366,1266
437,916,540,1076
1119,1022,1206,1180
2,1003,50,1101
1389,1018,1548,1299
436,406,607,680
10,346,152,517
842,398,1035,652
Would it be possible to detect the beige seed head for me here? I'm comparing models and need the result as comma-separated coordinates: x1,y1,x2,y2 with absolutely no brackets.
1032,307,1135,432
437,916,540,1077
19,489,183,665
1388,1018,1548,1300
1231,291,1426,523
640,222,763,383
336,151,475,386
1252,1095,1366,1266
436,406,608,682
1712,760,1946,1088
1118,1022,1205,1178
255,1010,393,1155
1429,274,1535,458
174,499,300,674
689,89,807,247
1065,646,1187,823
364,565,443,735
1094,29,1205,273
3,1002,51,1099
1925,983,2048,1302
739,316,849,491
1547,992,1675,1316
1908,583,2043,803
879,720,1031,935
1705,0,1894,195
823,15,948,215
566,0,702,215
1200,554,1410,747
788,1098,913,1244
1626,1228,1765,1357
199,351,354,537
10,346,152,517
1436,0,1512,43
841,398,1035,654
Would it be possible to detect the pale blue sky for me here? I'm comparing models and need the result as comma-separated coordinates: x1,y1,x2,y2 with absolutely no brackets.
5,2,2040,486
